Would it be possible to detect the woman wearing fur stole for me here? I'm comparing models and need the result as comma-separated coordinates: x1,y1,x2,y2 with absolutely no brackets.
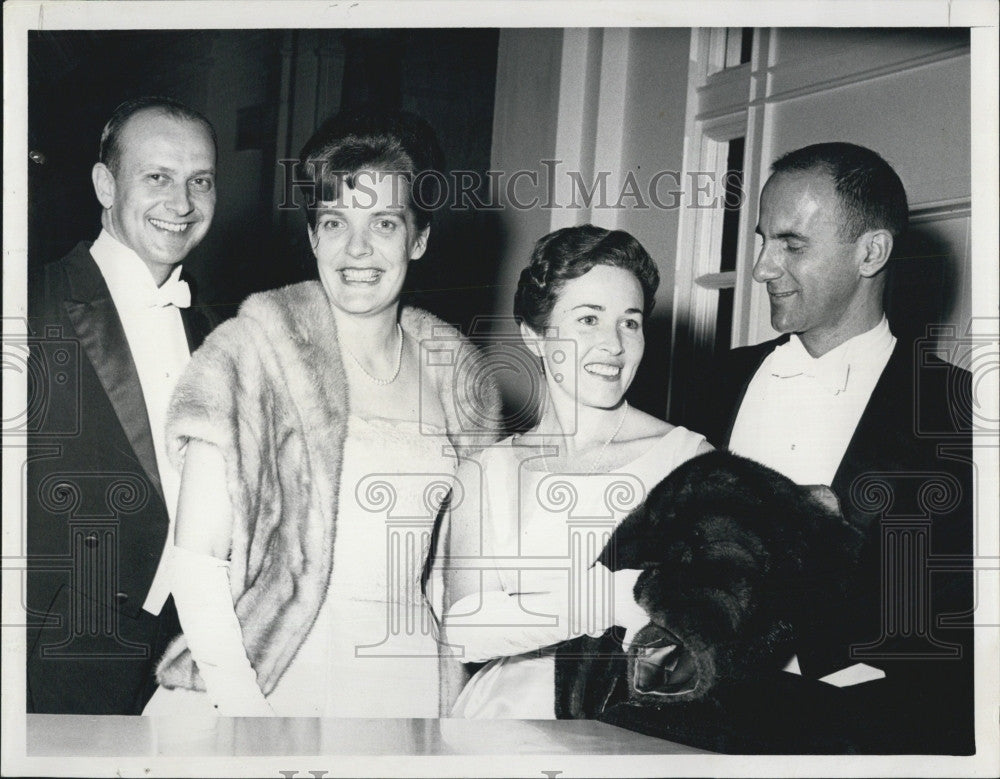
439,226,713,718
143,110,500,717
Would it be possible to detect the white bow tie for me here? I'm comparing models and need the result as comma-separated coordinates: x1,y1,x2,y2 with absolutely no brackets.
769,339,850,395
149,277,191,309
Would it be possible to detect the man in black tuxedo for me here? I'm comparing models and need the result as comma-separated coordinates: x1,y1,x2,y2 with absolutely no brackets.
26,97,218,714
684,142,974,753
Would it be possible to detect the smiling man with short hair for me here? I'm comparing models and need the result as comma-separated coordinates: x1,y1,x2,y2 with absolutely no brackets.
92,102,217,284
685,142,974,753
27,96,219,714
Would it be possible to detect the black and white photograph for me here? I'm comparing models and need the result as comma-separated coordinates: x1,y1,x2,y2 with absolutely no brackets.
3,1,998,776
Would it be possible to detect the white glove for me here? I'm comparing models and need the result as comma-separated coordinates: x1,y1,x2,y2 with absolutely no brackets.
445,588,578,663
601,565,651,651
170,545,274,716
445,566,652,662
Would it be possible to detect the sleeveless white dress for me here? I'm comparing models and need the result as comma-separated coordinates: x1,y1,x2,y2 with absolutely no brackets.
448,426,706,719
144,415,456,717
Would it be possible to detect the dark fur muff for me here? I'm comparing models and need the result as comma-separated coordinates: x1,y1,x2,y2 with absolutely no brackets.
555,450,861,718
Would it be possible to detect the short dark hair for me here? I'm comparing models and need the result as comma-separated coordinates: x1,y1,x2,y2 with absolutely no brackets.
514,224,660,333
771,142,909,240
99,96,217,175
298,108,445,232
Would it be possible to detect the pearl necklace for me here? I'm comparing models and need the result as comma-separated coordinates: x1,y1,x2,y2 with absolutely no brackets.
540,402,629,475
343,323,404,386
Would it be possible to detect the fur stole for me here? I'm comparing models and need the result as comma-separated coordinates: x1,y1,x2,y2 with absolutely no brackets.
556,451,861,718
155,280,501,694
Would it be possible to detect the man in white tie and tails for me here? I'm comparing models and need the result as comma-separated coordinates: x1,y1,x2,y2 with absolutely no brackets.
27,97,219,714
683,142,974,753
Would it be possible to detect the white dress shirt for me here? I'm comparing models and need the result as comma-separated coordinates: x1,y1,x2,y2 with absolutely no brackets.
90,229,192,615
729,317,895,687
729,317,896,487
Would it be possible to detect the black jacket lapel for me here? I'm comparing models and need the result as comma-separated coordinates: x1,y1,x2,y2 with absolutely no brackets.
831,342,907,527
179,272,217,351
720,335,790,447
61,248,165,506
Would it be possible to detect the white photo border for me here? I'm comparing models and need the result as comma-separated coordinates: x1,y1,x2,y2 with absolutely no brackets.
3,2,998,777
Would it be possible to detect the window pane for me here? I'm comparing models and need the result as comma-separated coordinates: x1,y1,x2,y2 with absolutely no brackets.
740,28,754,65
716,287,735,354
719,136,745,273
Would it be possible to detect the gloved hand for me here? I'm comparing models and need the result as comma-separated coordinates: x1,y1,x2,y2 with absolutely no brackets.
593,564,651,651
170,545,274,716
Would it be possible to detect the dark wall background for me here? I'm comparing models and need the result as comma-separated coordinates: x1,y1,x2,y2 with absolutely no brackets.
28,29,501,328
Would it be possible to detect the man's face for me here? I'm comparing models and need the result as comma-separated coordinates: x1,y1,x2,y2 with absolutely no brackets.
95,109,216,279
753,169,869,355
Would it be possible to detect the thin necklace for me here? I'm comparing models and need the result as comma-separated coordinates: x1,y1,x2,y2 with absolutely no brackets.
540,401,629,475
343,323,404,386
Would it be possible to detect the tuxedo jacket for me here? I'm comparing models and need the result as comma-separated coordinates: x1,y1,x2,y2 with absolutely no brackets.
680,334,975,753
25,241,217,714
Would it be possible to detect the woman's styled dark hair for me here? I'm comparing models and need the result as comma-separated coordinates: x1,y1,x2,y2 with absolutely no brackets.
514,224,660,333
298,108,445,232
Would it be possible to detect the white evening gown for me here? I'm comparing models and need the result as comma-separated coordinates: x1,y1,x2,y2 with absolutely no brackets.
144,415,456,717
448,425,706,719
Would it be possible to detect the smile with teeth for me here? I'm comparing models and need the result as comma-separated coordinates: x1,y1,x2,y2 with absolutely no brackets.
584,363,622,378
769,290,797,298
149,218,190,233
340,267,383,283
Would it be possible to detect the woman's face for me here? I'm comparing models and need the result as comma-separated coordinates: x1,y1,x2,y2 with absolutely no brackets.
310,171,428,318
526,264,646,411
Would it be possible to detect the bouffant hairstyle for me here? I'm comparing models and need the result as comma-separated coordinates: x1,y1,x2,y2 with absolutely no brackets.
513,225,660,333
298,108,445,232
771,142,909,240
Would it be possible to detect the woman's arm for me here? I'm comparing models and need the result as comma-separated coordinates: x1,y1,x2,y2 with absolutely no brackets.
438,458,499,714
436,504,471,716
170,439,273,715
440,457,649,667
445,570,650,663
173,439,235,555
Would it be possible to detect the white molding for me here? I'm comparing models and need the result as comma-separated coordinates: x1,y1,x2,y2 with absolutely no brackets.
908,198,973,223
667,29,712,417
550,28,600,231
590,28,631,231
683,28,973,353
696,65,752,121
701,112,747,142
724,27,744,70
687,26,713,82
744,28,780,349
705,26,729,76
688,134,730,355
694,271,737,290
669,28,762,412
706,26,749,76
763,44,969,106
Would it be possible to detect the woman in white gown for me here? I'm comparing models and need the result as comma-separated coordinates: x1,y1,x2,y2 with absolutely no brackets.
439,225,713,718
143,109,499,717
